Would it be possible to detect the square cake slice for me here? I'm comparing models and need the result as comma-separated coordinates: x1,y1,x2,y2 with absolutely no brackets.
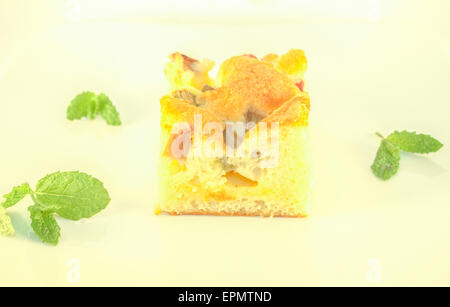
157,50,312,217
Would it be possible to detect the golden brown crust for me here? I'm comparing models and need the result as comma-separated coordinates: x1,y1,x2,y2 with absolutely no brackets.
163,51,309,127
198,86,249,122
261,53,279,65
216,56,301,115
160,95,223,131
261,92,310,126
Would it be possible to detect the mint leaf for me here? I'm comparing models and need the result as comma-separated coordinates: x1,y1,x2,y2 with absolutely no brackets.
67,91,122,126
35,171,111,221
28,205,60,245
0,206,14,236
386,131,443,154
1,183,31,208
371,139,401,180
67,92,98,120
98,93,122,126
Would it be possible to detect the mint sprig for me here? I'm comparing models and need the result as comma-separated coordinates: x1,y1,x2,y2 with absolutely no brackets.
67,91,122,126
0,171,111,245
371,131,443,180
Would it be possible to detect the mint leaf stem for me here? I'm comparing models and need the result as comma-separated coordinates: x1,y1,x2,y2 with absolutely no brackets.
375,132,385,139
